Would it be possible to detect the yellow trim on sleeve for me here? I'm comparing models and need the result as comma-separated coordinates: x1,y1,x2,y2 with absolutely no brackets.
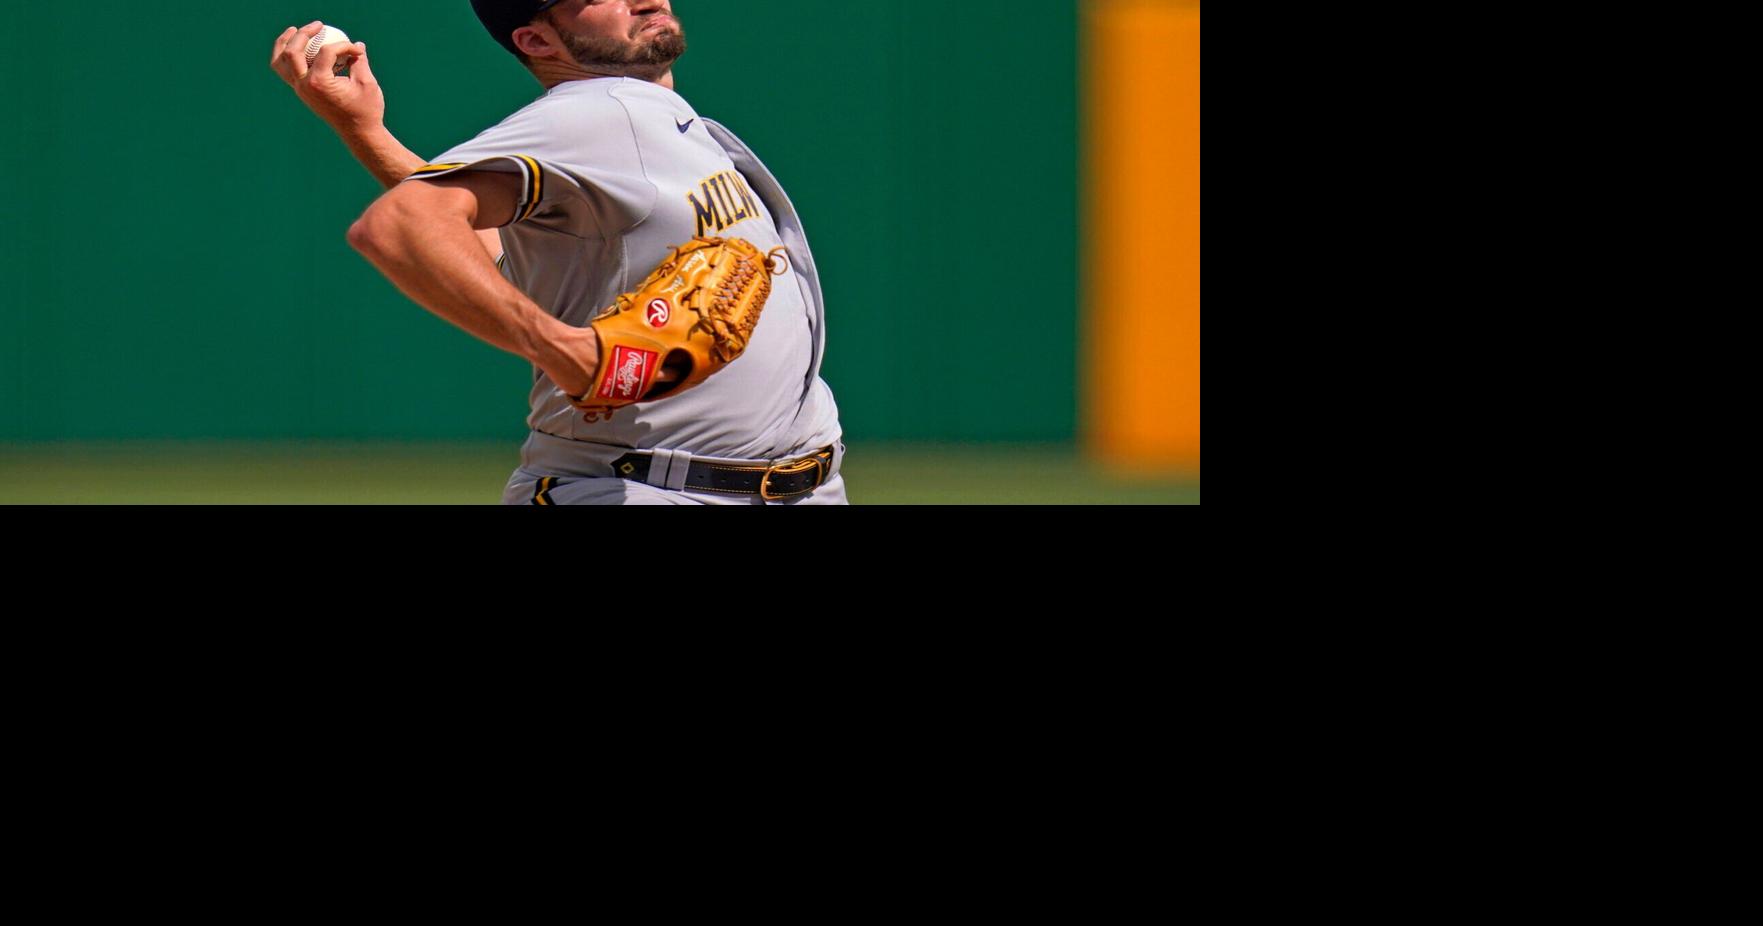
410,157,543,224
515,155,543,222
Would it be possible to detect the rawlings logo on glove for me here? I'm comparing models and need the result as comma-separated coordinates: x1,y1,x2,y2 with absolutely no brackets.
567,237,787,423
601,347,657,401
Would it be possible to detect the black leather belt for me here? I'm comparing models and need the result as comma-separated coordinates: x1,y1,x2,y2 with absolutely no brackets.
610,445,838,501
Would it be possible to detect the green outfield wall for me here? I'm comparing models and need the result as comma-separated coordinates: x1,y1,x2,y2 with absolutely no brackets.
0,1,1078,442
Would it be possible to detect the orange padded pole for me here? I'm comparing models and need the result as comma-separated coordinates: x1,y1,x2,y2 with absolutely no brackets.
1083,0,1201,471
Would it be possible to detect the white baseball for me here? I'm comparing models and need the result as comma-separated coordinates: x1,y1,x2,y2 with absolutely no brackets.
303,25,354,70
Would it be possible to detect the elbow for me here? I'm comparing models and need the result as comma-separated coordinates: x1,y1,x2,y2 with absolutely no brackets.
347,184,464,261
347,206,386,259
348,191,417,259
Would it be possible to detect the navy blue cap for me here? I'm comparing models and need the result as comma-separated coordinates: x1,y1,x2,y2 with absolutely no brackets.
471,0,567,57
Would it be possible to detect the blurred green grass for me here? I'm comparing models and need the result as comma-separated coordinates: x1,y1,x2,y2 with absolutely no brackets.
0,442,1199,505
843,444,1199,505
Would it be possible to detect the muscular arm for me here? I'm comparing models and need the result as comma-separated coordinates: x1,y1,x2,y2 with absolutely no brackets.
336,122,428,190
334,124,506,262
347,172,599,396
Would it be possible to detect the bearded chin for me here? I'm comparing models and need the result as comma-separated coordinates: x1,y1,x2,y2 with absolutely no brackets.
639,31,687,66
561,28,687,78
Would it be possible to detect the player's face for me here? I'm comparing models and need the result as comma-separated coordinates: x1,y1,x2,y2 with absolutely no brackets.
542,0,686,79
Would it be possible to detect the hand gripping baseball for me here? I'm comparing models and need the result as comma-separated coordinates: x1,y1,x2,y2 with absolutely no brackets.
269,22,381,134
569,238,788,423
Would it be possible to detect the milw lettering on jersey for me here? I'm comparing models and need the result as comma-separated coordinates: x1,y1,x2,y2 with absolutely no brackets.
688,171,762,237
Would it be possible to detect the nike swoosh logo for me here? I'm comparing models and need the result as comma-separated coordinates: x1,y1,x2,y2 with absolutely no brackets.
677,119,696,134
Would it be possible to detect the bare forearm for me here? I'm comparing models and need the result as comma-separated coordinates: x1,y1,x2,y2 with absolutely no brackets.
349,202,583,374
336,123,428,190
329,123,502,260
338,124,503,259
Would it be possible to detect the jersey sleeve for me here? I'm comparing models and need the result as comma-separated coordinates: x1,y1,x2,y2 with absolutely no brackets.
403,89,656,239
405,153,564,231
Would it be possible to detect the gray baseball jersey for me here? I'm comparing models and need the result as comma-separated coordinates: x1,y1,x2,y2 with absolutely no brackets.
406,77,843,494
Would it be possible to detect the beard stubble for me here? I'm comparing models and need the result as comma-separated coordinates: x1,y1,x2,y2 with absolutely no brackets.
554,17,687,80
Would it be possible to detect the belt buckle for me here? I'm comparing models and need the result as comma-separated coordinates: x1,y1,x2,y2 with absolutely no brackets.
759,454,827,501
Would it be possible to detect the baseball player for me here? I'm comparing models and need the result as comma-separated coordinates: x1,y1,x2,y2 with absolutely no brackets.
269,1,847,505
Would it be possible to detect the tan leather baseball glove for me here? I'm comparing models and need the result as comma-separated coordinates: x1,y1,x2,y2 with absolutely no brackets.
568,237,787,423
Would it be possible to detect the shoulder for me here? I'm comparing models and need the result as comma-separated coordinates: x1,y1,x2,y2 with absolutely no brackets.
604,78,691,114
447,80,642,165
492,79,628,135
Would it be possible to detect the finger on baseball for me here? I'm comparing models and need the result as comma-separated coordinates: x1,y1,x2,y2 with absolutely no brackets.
270,27,296,68
348,45,377,84
312,38,354,78
270,26,302,82
283,22,326,80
